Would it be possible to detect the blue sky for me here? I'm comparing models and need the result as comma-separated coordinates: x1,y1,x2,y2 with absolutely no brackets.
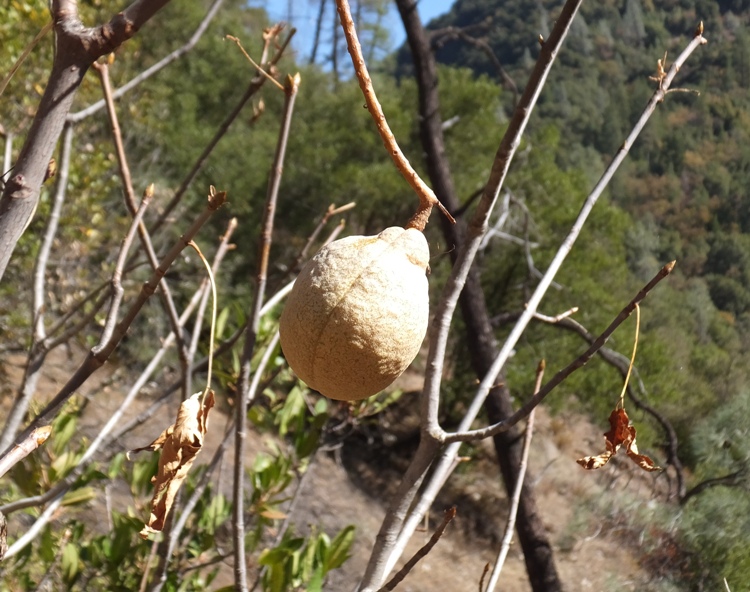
259,0,455,59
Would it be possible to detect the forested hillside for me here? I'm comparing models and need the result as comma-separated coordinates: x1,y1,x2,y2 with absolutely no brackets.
0,0,748,590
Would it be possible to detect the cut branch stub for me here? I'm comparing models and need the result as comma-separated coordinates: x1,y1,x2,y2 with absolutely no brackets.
280,227,429,401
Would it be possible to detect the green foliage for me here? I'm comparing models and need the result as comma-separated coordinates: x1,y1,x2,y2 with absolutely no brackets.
257,525,355,592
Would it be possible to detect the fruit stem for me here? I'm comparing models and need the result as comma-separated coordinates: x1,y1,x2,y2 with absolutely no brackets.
335,0,455,232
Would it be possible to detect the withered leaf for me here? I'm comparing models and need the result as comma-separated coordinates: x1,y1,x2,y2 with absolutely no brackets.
134,390,215,539
577,408,660,472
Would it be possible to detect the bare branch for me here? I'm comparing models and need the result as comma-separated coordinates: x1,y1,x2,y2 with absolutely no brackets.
0,188,226,460
233,73,300,592
0,0,173,282
485,364,542,591
533,311,685,499
0,21,53,99
358,2,584,587
150,26,296,234
0,124,74,452
68,0,225,123
680,470,747,506
444,261,675,444
0,217,235,560
292,201,355,272
431,26,519,104
95,62,191,395
96,188,154,350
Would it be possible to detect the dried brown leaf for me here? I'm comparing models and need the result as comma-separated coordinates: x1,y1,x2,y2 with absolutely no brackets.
137,390,215,539
259,508,287,520
577,408,660,472
576,450,614,470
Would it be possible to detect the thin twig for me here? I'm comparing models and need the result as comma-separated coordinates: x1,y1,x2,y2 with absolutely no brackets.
370,17,706,592
532,310,685,499
233,73,300,592
485,364,542,591
377,507,457,592
187,240,219,402
0,21,54,98
0,218,236,518
150,25,295,234
292,201,355,271
444,261,675,444
96,186,154,349
68,0,225,122
0,124,74,452
334,0,454,230
226,35,285,91
478,563,490,592
3,489,65,560
186,218,237,395
431,26,518,105
95,61,191,396
0,0,173,282
249,360,313,591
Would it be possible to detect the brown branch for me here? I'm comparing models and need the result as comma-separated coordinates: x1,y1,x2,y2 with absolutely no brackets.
0,21,54,99
68,0,225,122
0,124,75,452
444,261,676,444
292,201,355,272
0,0,172,282
478,563,490,592
232,73,300,592
334,0,454,231
377,506,457,592
431,26,518,105
680,469,747,506
95,61,191,395
0,218,236,519
96,186,154,349
359,2,585,588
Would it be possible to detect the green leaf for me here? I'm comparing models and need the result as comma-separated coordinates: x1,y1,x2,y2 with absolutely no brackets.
61,542,80,584
108,452,125,480
277,386,306,436
325,525,355,571
51,412,79,456
216,305,230,340
39,526,56,563
62,486,96,506
307,565,324,592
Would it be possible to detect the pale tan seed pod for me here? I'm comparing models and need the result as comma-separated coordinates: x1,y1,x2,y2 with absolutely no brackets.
279,226,429,401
